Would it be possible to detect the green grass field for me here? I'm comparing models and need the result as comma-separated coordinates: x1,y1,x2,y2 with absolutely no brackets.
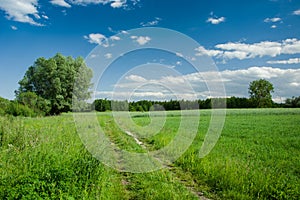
0,108,299,199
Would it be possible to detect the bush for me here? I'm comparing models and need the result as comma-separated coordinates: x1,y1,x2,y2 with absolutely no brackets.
17,92,51,116
0,95,49,117
5,101,36,117
0,97,10,116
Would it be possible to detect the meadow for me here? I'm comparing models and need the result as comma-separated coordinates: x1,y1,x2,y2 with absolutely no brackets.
0,108,299,199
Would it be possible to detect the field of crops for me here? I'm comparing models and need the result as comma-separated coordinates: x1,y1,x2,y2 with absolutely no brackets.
0,108,299,199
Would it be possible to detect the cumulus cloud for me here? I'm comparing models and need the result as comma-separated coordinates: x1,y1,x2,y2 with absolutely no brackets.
131,36,151,45
195,38,300,60
110,0,126,8
206,16,225,24
84,33,108,46
70,0,129,8
125,75,147,82
50,0,127,8
176,61,182,66
121,30,129,34
50,0,71,8
271,25,277,29
84,33,123,46
104,53,113,59
176,52,184,58
293,9,300,15
264,17,281,23
264,17,282,28
90,54,98,58
195,46,223,57
267,58,300,64
290,82,300,87
42,15,49,19
140,17,162,27
110,35,121,41
219,67,300,101
69,0,109,5
95,91,168,100
11,25,17,30
0,0,43,26
98,67,300,101
0,0,139,25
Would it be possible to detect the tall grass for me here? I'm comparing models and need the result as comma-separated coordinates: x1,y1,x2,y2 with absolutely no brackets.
0,115,126,199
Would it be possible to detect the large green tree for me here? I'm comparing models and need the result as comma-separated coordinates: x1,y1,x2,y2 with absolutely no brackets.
16,53,93,115
248,79,274,108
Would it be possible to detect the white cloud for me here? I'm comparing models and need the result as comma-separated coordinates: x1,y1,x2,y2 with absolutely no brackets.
131,0,140,6
104,53,113,59
281,38,300,54
195,38,300,60
140,17,162,27
33,13,40,19
290,82,300,87
50,0,71,8
176,61,182,66
176,52,184,57
11,25,17,30
223,51,249,60
0,0,138,25
69,0,109,5
84,33,108,46
110,35,121,41
206,16,225,24
104,67,300,101
62,10,68,15
110,0,126,8
264,17,282,29
267,58,300,64
125,75,147,82
195,46,223,57
293,9,300,15
42,15,49,20
221,66,284,79
167,65,176,69
121,30,129,34
70,0,128,8
108,27,116,33
95,91,168,100
131,36,151,45
131,92,165,98
264,17,281,23
0,0,43,26
219,67,300,101
90,54,98,58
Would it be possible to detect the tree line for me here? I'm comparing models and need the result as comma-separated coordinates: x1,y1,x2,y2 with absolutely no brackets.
92,79,297,112
1,94,299,117
92,96,299,112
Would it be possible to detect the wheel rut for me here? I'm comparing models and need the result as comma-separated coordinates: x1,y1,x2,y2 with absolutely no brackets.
123,129,211,200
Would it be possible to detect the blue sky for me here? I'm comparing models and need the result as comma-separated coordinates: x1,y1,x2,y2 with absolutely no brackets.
0,0,300,102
